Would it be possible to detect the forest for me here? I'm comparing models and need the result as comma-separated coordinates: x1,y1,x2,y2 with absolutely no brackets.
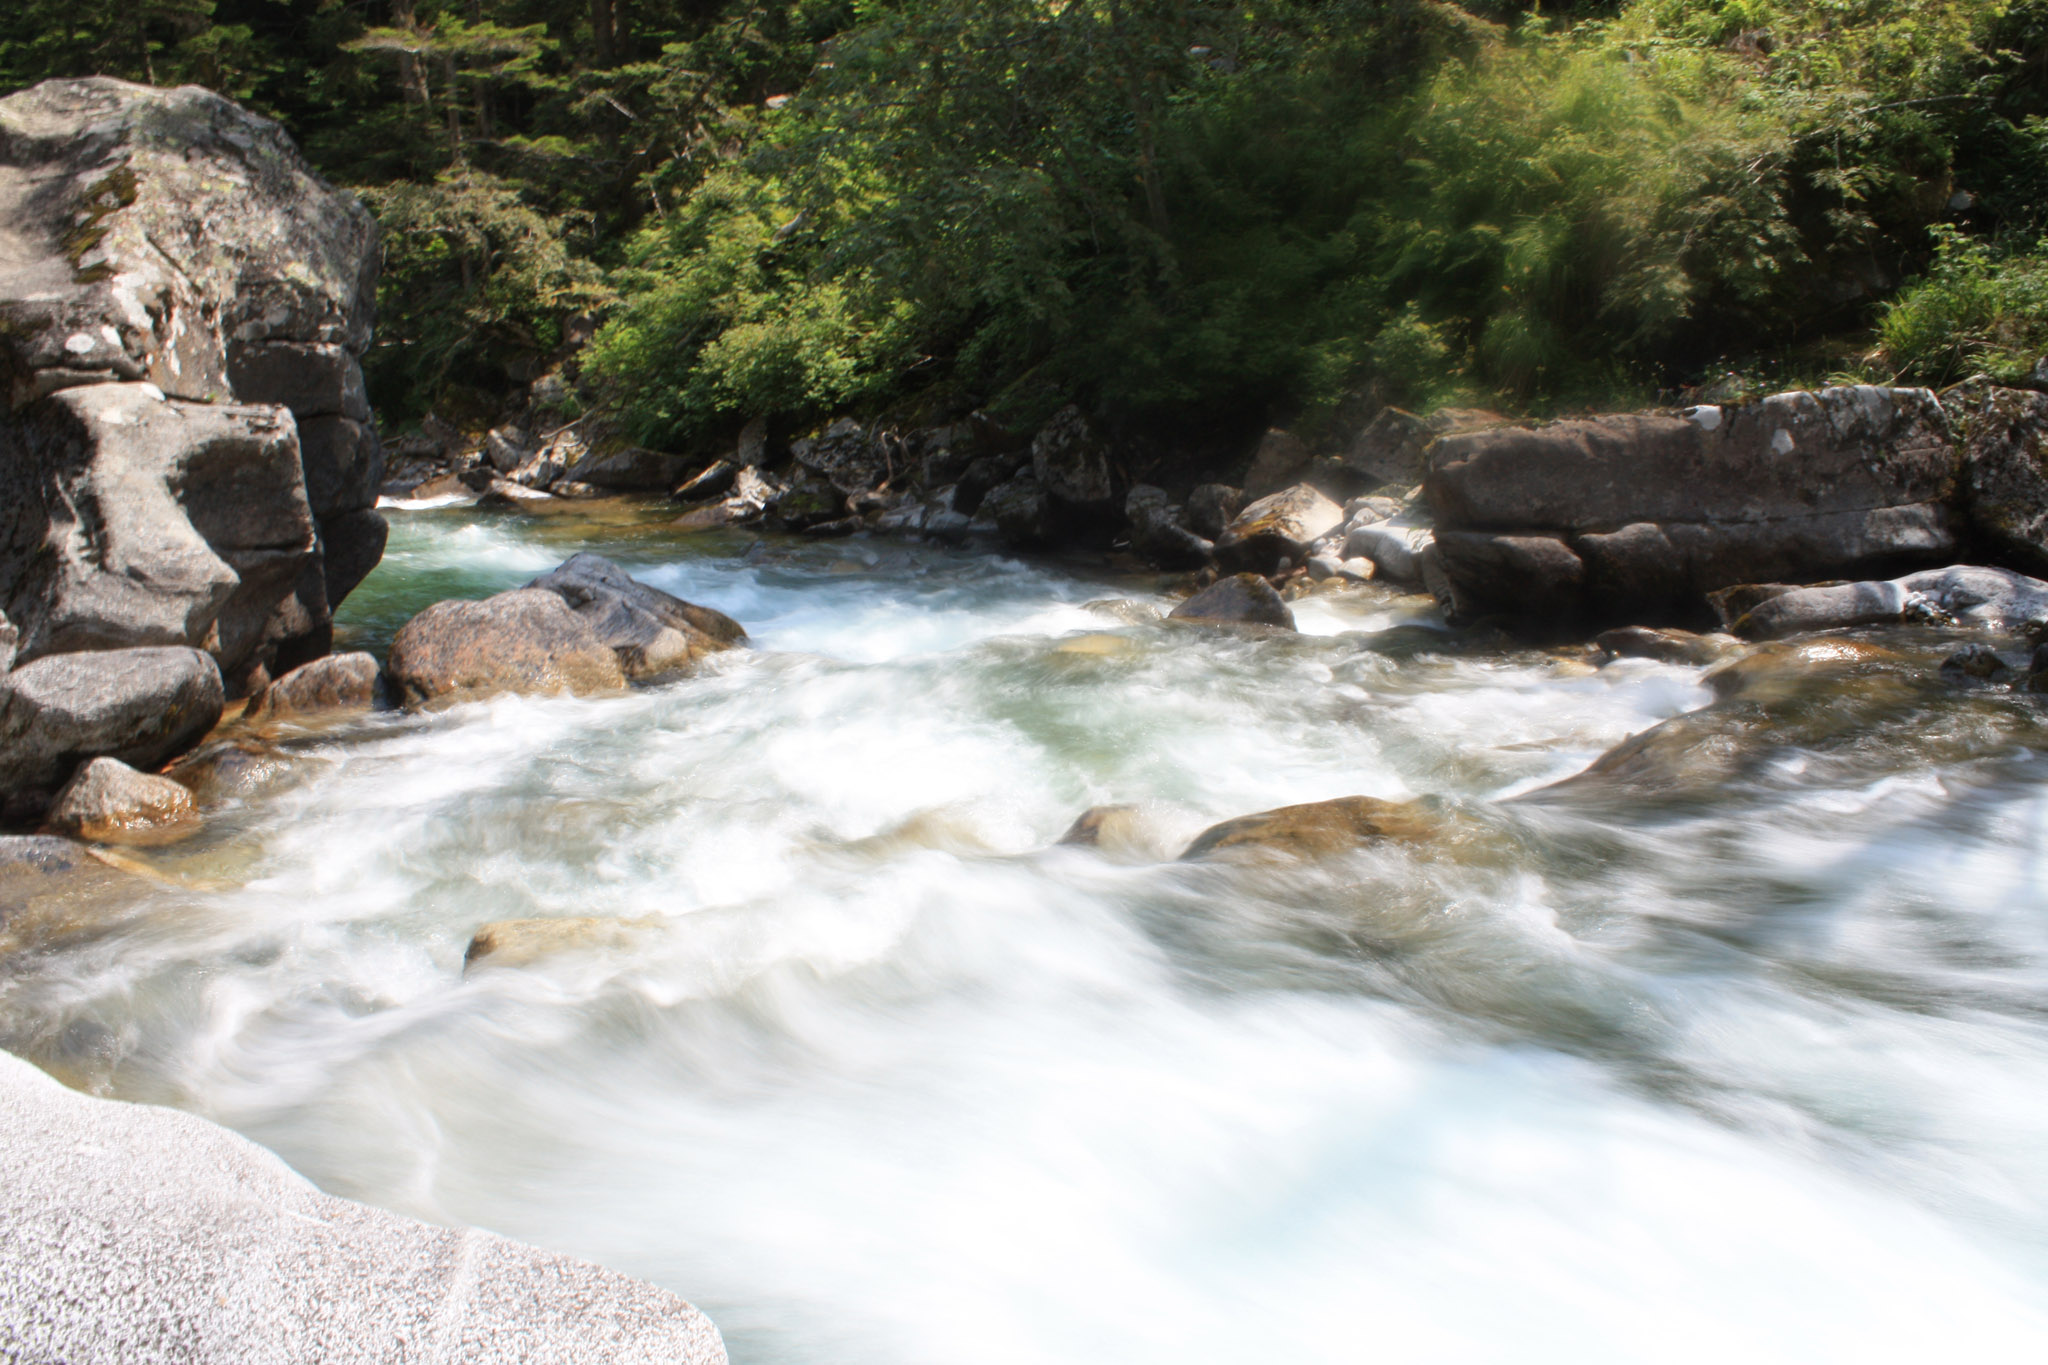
7,0,2047,458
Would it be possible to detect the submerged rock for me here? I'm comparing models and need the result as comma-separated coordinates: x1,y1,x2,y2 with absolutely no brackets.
44,757,200,846
0,1049,727,1363
243,651,382,720
386,590,627,706
1703,638,1904,703
0,647,223,798
1167,574,1296,630
1594,626,1743,667
524,553,744,682
165,738,293,805
1180,795,1440,861
463,915,666,971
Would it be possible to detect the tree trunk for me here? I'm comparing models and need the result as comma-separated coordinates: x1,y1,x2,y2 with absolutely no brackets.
591,0,617,67
390,0,431,110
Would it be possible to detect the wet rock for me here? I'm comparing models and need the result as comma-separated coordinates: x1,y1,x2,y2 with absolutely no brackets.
1705,581,1803,627
165,738,292,805
1053,634,1136,657
674,466,777,533
1429,530,1584,617
1167,574,1296,630
1214,484,1345,575
0,611,15,673
922,508,974,544
0,1049,727,1364
0,834,143,952
464,915,666,972
1180,796,1439,861
1056,805,1140,847
953,452,1028,518
1124,486,1213,569
1425,387,1959,622
1185,484,1245,541
524,553,744,683
1594,626,1743,667
1054,804,1166,857
1702,638,1904,703
1083,599,1163,626
243,651,381,720
385,590,627,706
0,647,223,796
1730,565,2048,639
44,757,200,846
1940,643,2014,684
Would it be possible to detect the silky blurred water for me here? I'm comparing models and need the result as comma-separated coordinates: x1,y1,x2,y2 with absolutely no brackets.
5,500,2048,1362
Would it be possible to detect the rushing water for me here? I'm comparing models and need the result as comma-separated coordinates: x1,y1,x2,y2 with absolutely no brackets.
6,500,2048,1361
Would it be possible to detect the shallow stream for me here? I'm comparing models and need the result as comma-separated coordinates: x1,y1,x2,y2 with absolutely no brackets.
5,501,2048,1361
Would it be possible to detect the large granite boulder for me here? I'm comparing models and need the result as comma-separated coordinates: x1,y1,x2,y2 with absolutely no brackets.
1424,387,1959,624
385,590,628,707
524,553,746,682
0,385,322,679
0,1049,727,1364
1167,574,1296,629
1723,565,2048,640
0,78,387,685
0,646,222,798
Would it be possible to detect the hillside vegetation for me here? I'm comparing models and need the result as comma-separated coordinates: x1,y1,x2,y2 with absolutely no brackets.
6,0,2046,454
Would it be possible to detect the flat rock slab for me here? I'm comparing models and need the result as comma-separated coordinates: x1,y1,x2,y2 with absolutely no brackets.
0,1049,726,1364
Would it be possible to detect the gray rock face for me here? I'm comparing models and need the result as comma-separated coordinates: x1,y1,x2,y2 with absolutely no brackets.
44,755,200,845
1,385,321,676
0,646,222,797
570,444,695,491
1954,385,2048,575
0,1048,727,1365
0,78,376,405
1184,484,1245,541
983,475,1058,547
386,590,629,707
1214,483,1345,576
1167,574,1296,629
1424,387,1959,623
524,553,745,682
0,77,386,694
244,651,382,720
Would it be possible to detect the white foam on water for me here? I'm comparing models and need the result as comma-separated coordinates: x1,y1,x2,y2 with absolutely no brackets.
8,513,2048,1363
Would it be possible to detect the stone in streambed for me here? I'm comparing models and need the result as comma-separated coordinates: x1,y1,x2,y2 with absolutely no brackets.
44,757,200,846
1167,574,1296,630
1594,626,1743,667
463,915,666,972
524,553,745,682
1727,565,2048,640
1702,638,1905,704
166,739,293,805
244,651,382,720
386,590,627,706
1213,483,1344,576
0,647,223,798
1180,796,1439,861
0,1049,727,1364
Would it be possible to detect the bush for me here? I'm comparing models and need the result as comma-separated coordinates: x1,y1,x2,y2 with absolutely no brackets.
1876,226,2048,384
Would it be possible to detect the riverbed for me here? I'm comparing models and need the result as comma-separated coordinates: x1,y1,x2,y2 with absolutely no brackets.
5,500,2048,1361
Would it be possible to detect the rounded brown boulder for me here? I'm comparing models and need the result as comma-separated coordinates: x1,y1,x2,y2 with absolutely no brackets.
45,757,201,846
386,590,627,707
1179,795,1439,861
244,652,382,720
1167,574,1296,630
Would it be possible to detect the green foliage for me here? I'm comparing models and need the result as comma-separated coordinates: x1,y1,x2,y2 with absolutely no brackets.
6,0,2048,446
1876,226,2048,384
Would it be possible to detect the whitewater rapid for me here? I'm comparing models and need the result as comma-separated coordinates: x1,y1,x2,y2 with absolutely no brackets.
4,503,2047,1362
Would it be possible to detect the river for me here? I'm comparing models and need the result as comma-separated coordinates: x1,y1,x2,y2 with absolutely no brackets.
4,500,2048,1361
